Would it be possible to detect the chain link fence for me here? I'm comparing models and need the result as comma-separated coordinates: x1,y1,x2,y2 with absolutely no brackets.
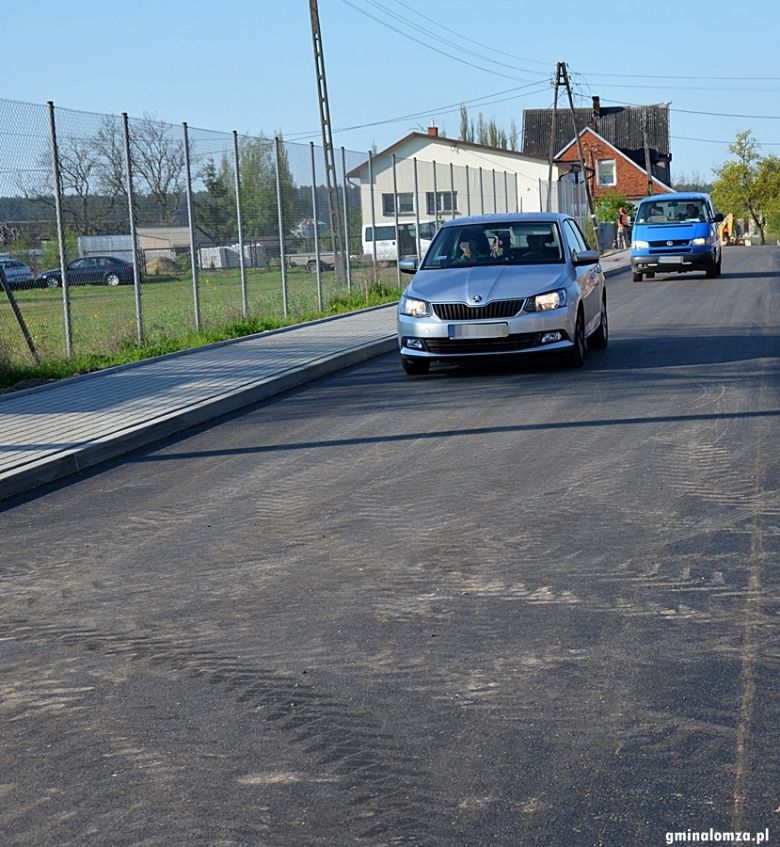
0,97,588,370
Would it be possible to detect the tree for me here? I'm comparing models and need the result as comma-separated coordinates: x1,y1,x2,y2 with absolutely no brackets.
129,114,186,225
594,192,635,224
196,156,237,242
711,130,780,244
458,106,517,151
672,171,713,193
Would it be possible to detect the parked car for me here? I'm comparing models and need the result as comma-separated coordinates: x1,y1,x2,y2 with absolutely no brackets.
0,258,35,289
396,213,608,375
37,256,135,288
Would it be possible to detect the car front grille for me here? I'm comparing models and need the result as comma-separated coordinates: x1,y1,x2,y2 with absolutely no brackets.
424,333,543,355
432,299,525,321
649,239,690,248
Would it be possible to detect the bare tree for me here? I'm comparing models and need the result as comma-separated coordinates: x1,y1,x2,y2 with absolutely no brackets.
128,114,185,224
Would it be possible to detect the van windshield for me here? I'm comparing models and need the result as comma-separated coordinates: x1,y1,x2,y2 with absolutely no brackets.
636,200,707,224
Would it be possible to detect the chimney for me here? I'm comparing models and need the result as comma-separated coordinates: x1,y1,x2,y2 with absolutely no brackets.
590,97,601,129
427,123,439,138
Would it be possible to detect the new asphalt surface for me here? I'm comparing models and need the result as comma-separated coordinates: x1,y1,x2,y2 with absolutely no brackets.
0,252,629,504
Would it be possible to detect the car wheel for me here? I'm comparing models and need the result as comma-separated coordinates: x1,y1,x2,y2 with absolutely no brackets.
401,356,430,376
306,260,319,273
105,273,121,286
632,271,643,282
45,277,60,288
587,296,608,350
562,309,586,368
706,256,721,278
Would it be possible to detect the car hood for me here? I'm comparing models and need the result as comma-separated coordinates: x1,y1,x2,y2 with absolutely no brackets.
408,264,572,303
635,222,709,240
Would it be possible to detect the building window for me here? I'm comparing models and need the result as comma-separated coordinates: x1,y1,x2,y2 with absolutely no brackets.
426,191,458,215
382,192,414,216
597,160,616,187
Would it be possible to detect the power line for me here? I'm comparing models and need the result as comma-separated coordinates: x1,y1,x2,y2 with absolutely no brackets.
337,0,546,81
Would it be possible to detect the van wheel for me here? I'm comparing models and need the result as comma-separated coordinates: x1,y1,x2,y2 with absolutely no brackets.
706,257,721,278
632,271,643,282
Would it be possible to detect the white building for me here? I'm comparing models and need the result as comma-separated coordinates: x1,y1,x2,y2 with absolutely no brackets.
347,127,567,235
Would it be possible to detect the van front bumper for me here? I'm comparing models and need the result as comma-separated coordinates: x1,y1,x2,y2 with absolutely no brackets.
631,251,716,273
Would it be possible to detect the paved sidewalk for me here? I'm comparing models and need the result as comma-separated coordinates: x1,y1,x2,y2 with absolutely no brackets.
0,252,629,504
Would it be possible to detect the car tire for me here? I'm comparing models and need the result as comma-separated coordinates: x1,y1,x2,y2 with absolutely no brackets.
401,356,430,376
706,256,721,278
587,296,608,350
632,271,643,282
45,277,60,288
562,310,586,368
306,260,318,273
105,273,121,286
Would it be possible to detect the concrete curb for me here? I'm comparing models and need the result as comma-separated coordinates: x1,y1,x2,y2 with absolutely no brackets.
0,335,397,503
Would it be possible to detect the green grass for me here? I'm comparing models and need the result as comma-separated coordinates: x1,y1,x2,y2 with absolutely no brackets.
0,265,403,390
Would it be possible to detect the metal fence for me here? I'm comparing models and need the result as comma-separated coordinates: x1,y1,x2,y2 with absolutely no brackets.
0,97,588,368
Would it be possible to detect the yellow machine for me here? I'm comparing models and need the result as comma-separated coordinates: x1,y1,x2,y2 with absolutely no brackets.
718,213,734,246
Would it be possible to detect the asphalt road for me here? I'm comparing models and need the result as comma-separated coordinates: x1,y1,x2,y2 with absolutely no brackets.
1,247,779,847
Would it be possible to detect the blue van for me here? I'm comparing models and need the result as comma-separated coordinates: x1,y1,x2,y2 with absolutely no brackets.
630,192,724,282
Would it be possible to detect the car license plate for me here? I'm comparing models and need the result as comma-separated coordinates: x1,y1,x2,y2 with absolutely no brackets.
658,256,679,263
448,323,509,339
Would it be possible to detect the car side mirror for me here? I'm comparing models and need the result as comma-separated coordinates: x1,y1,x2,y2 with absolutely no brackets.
713,213,724,223
572,249,600,266
399,257,418,274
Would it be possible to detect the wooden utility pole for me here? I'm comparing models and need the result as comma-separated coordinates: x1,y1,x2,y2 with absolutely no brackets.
545,66,561,213
559,63,599,249
309,0,345,278
641,109,654,196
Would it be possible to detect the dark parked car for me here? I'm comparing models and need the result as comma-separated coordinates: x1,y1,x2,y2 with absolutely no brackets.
0,258,35,288
37,256,135,288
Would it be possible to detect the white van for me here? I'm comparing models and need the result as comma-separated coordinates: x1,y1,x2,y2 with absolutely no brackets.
362,220,436,263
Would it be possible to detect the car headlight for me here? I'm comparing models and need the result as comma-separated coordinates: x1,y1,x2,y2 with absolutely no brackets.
400,295,431,318
691,236,711,246
524,289,567,312
632,240,649,249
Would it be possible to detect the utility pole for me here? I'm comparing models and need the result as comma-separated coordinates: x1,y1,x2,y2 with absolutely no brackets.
559,63,599,250
641,109,654,196
309,0,345,279
545,65,560,213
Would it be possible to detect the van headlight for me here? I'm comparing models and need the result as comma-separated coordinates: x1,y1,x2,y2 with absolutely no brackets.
400,295,431,318
524,289,567,312
691,236,711,246
632,240,649,249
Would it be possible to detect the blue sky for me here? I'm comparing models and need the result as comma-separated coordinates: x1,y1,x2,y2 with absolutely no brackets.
5,0,780,184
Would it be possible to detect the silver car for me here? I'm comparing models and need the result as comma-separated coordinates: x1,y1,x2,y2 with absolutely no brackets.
397,213,608,375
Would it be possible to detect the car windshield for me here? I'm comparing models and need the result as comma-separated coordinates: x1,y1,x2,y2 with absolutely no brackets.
421,222,563,269
636,200,707,224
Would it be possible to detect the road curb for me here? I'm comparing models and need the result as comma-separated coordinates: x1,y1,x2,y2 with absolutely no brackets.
0,336,397,503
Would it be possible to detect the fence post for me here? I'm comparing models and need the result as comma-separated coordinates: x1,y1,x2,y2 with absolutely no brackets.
432,160,439,226
233,130,248,319
274,136,289,316
340,146,352,293
466,165,471,216
47,101,73,358
479,167,484,215
122,113,144,342
515,173,520,212
310,142,323,311
392,153,400,288
492,169,497,213
182,122,201,332
503,171,509,214
368,150,377,280
449,162,455,220
413,157,421,259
